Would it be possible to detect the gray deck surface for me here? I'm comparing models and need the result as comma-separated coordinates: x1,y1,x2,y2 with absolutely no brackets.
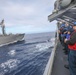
51,42,70,75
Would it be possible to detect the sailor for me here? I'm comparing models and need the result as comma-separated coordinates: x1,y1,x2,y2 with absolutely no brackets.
65,23,76,75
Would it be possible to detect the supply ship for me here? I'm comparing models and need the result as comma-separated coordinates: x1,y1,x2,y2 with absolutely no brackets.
0,19,25,46
43,0,76,75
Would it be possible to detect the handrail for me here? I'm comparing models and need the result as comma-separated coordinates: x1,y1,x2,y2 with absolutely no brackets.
43,30,58,75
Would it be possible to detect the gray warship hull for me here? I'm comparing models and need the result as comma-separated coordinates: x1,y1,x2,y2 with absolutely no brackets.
0,34,25,46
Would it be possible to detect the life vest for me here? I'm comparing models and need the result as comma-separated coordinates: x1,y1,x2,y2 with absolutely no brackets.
68,43,76,50
68,30,76,50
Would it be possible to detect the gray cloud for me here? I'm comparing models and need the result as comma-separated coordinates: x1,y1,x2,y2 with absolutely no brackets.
0,0,56,33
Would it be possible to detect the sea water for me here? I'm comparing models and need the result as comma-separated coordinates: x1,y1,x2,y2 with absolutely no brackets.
0,32,55,75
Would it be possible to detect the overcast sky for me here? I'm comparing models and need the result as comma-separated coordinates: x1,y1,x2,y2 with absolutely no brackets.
0,0,57,34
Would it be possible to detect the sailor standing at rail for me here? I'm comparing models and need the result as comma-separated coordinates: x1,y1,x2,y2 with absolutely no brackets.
65,23,76,75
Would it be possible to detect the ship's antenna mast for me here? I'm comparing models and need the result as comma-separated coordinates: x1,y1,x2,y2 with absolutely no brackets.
0,19,6,35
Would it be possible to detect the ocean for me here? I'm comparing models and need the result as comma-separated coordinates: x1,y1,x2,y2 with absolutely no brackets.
0,32,55,75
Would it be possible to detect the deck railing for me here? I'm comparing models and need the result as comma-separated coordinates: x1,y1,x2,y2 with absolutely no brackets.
43,29,58,75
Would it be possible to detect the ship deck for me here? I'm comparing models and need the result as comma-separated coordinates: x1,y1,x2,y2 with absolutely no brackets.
51,42,70,75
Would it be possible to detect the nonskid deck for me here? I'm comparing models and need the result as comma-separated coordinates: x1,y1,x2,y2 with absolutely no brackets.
51,42,70,75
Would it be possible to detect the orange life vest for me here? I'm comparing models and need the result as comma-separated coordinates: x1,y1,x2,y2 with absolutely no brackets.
68,31,76,50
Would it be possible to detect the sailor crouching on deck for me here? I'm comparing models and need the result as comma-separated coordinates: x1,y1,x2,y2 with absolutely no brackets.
65,24,76,75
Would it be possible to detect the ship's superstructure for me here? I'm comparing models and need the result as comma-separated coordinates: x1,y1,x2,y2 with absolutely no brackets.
48,0,76,22
43,0,76,75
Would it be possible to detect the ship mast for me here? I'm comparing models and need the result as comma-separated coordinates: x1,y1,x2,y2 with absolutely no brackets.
0,19,6,35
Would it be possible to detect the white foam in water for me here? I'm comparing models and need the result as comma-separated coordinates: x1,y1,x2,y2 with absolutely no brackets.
48,38,55,46
8,50,16,56
50,38,55,42
36,43,54,51
36,38,55,51
0,59,20,69
0,59,20,74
